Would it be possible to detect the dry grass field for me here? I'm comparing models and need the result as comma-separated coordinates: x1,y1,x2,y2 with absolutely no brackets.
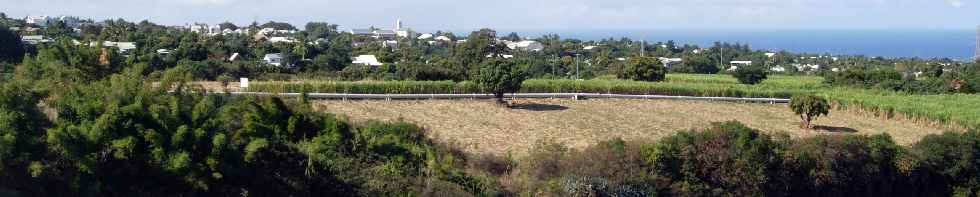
316,98,955,155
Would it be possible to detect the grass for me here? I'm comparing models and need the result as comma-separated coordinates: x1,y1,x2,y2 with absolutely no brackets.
238,74,980,129
315,98,954,155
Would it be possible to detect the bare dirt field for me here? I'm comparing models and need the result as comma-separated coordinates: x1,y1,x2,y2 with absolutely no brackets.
315,98,954,155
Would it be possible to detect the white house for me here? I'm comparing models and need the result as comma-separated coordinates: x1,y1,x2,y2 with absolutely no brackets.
268,37,296,43
583,45,598,50
658,57,684,68
156,49,172,55
21,35,52,45
505,40,544,51
434,36,453,42
765,52,776,58
263,53,283,66
730,61,753,65
417,33,434,40
352,55,383,67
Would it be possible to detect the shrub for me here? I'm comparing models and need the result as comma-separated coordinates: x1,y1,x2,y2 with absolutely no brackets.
618,56,667,82
643,121,782,196
789,94,831,129
731,65,769,85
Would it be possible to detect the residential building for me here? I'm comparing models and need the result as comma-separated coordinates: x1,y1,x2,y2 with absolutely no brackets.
658,57,683,68
730,61,753,65
352,55,383,67
21,35,52,45
263,53,283,66
268,37,296,43
91,41,137,53
382,40,399,49
434,36,453,42
505,40,544,51
417,33,434,40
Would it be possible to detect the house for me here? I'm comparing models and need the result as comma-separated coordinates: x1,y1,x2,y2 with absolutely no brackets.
263,53,283,66
382,40,399,48
505,40,544,51
658,57,684,68
268,37,296,43
21,35,52,45
434,36,453,42
156,49,172,55
91,41,137,53
583,45,597,50
350,29,374,36
765,52,776,58
373,30,396,40
229,53,240,61
417,33,434,40
352,55,383,67
730,61,752,65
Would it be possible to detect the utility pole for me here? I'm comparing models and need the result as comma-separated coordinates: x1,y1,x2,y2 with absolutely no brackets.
575,54,581,80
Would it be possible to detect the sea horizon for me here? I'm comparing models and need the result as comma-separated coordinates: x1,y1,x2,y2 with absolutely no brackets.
451,28,980,60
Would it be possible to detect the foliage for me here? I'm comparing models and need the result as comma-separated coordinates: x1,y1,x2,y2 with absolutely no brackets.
474,58,526,104
731,65,769,85
0,25,24,64
789,94,831,128
618,56,667,82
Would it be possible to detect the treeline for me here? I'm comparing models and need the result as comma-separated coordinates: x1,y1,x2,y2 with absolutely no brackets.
488,121,980,196
824,65,980,93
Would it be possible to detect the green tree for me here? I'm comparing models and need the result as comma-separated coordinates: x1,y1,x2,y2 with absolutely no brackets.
685,54,719,74
618,56,666,82
474,58,526,105
0,25,23,63
731,65,769,85
789,94,831,129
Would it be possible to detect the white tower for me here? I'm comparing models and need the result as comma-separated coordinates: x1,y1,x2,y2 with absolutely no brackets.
396,19,403,30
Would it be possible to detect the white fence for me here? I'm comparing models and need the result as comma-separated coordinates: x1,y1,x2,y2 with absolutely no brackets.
216,92,789,103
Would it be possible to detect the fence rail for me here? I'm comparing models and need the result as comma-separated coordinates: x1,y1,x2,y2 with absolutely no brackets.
216,92,790,103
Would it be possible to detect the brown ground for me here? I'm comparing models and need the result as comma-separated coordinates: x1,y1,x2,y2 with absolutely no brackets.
315,98,954,155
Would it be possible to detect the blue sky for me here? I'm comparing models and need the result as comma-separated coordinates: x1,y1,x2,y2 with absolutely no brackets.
2,0,978,32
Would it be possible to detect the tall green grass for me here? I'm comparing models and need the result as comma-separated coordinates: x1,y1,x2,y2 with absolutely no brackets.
245,74,979,128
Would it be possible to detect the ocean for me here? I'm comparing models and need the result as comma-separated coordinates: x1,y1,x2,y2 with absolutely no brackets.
503,29,978,60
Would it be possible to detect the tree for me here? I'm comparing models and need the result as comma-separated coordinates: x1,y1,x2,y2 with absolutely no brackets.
685,54,719,74
731,65,769,85
217,21,238,30
0,25,23,63
305,22,338,39
618,56,667,82
474,58,526,105
789,94,831,129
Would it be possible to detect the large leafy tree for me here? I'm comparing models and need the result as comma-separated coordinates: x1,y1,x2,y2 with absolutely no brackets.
618,56,667,82
474,58,526,105
731,64,769,85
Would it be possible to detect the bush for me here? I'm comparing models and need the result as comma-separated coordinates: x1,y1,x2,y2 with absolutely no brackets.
618,56,667,82
643,121,782,196
731,65,769,85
